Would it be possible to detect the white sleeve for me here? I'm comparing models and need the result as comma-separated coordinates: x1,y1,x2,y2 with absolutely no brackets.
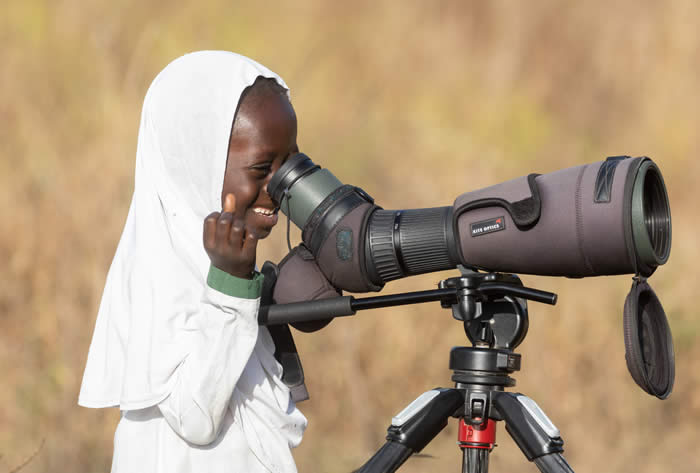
157,282,260,446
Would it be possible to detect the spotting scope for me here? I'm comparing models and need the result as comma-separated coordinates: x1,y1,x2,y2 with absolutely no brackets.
264,154,675,399
268,154,671,293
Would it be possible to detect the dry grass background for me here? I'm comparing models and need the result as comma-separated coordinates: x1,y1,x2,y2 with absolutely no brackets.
1,0,699,472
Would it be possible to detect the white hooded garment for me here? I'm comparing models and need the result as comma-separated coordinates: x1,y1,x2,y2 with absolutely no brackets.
79,51,306,473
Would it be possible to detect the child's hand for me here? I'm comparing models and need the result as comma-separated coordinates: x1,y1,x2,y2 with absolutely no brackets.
203,193,258,279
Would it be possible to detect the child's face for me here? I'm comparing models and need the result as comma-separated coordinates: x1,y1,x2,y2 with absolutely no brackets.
222,91,298,239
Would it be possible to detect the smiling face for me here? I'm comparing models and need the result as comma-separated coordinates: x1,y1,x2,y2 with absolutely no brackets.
222,81,298,239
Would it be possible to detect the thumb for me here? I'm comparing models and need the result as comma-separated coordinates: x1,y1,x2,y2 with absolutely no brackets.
223,193,236,213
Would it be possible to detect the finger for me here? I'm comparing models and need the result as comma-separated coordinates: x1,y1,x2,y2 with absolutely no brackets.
241,229,259,263
227,191,247,236
215,211,233,245
229,218,245,248
203,212,220,249
223,193,236,213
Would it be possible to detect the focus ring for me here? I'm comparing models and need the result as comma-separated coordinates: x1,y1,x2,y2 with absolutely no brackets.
399,208,453,274
368,210,403,282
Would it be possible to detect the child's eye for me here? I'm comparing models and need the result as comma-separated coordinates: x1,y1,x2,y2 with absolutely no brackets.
251,164,272,176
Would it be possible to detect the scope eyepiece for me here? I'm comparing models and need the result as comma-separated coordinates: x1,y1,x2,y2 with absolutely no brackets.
268,153,318,206
268,153,344,231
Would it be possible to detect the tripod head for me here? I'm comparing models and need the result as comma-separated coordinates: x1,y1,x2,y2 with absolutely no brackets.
430,272,555,396
259,269,557,335
440,271,542,350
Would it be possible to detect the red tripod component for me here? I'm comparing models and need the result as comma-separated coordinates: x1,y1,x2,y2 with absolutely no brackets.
458,418,497,450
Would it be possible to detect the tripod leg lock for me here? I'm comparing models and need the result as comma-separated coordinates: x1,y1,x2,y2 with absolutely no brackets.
356,389,464,473
492,392,565,461
386,388,464,453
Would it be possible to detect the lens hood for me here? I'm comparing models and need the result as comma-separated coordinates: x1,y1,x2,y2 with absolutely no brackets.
623,279,675,399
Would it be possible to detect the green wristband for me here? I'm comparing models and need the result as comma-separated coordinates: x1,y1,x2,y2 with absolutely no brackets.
207,265,264,299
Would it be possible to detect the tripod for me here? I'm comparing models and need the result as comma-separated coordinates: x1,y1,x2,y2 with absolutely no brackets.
260,271,575,473
356,273,573,473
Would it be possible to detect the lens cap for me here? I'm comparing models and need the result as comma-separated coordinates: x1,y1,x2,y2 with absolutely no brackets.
623,279,675,399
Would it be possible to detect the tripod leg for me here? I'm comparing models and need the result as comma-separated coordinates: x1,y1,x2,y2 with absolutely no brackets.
491,392,575,473
458,417,497,473
355,442,413,473
462,448,489,473
533,453,574,473
355,388,464,473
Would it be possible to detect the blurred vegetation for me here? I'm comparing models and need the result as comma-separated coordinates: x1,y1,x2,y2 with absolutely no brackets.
1,0,699,472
